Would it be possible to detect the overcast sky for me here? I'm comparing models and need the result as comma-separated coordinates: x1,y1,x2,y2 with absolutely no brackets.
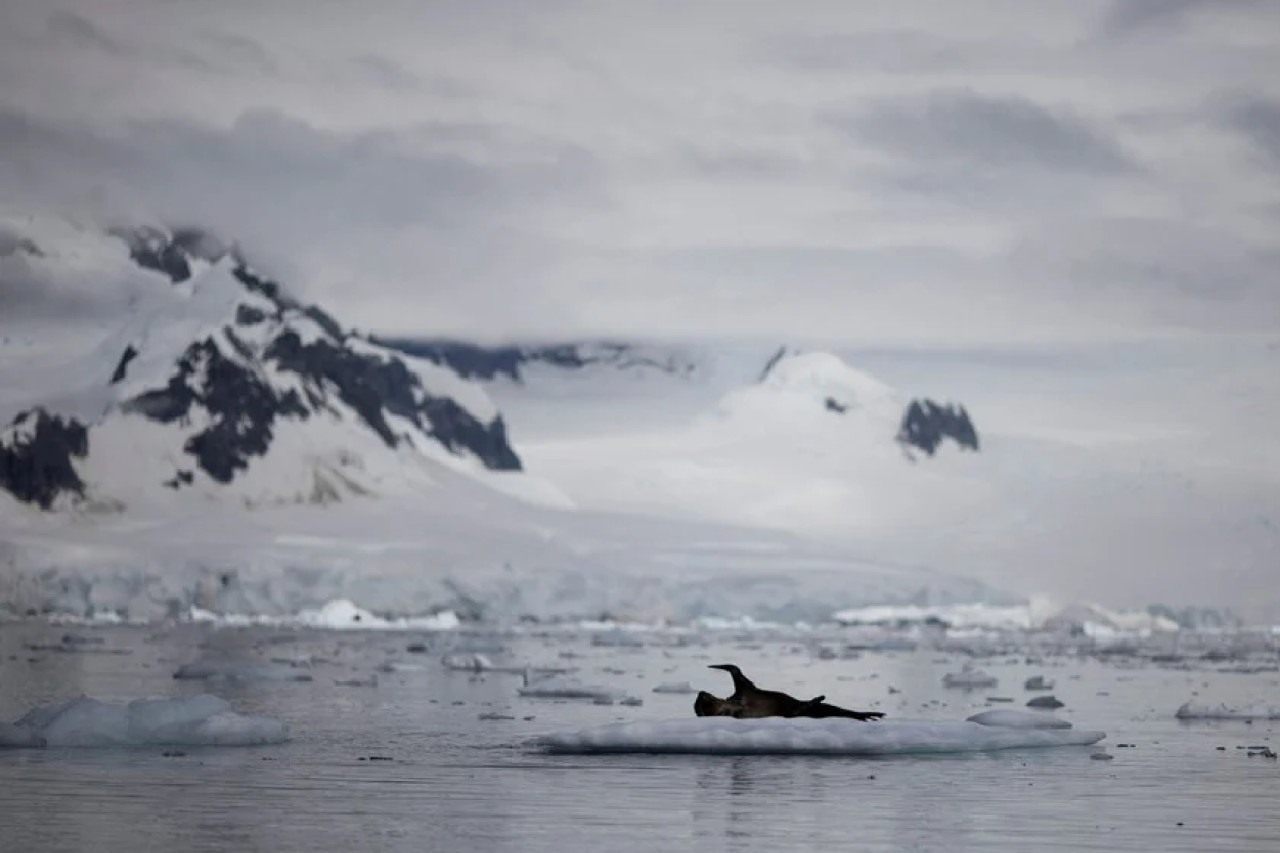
1,0,1278,345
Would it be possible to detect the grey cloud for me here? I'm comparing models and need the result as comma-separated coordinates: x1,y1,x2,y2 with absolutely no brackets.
1221,94,1280,170
759,30,974,74
678,145,804,180
831,90,1134,175
198,31,279,75
348,55,421,91
1097,0,1256,38
0,106,599,237
1008,217,1280,332
46,10,125,55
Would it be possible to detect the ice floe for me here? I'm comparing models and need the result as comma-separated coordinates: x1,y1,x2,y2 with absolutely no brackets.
942,666,998,689
518,675,627,702
1,695,289,747
536,717,1105,756
173,660,313,682
651,681,696,694
1175,701,1280,721
967,709,1073,730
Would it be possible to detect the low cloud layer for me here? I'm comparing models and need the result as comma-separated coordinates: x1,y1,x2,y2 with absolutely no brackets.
1,0,1278,344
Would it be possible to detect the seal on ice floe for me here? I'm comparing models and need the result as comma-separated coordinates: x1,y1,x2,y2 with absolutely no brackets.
694,664,885,721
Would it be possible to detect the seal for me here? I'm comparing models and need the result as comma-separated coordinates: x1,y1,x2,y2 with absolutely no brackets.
695,663,885,721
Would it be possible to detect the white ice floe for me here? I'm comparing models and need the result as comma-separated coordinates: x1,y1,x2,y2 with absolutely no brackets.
967,709,1073,730
518,675,626,701
942,666,998,689
173,660,313,682
652,681,696,694
536,717,1105,756
2,695,289,747
1175,701,1280,721
442,652,495,671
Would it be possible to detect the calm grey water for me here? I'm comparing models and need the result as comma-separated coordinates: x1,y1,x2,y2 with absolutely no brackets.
1,621,1277,853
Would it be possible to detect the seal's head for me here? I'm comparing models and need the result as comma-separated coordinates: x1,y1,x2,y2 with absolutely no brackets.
694,691,734,717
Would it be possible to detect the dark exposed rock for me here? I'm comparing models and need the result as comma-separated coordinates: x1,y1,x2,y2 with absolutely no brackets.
0,409,90,509
266,331,521,470
824,397,847,414
896,399,979,456
124,337,308,484
235,304,268,325
111,226,192,283
110,226,230,285
109,345,138,385
232,265,286,305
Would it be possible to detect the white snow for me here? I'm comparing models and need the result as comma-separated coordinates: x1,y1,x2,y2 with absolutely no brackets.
536,717,1105,755
967,709,1073,730
1175,701,1280,720
293,599,460,631
4,695,289,747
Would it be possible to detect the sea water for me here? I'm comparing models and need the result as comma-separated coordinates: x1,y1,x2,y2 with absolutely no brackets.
1,620,1277,853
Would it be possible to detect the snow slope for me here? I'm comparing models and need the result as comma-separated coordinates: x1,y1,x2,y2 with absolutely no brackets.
0,215,535,512
0,216,1011,624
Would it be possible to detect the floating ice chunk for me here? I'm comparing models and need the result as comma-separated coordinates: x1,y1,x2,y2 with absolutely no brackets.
1175,701,1280,720
536,717,1105,756
942,667,998,689
1024,675,1054,691
967,709,1073,730
652,681,695,694
129,694,232,742
1027,695,1065,709
518,675,625,701
173,660,313,682
442,653,494,672
4,695,289,747
592,629,644,648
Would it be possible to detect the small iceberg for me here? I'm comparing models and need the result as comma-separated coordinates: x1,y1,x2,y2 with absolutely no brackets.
1,695,289,748
536,717,1104,756
1024,675,1055,691
967,709,1073,730
1175,701,1280,721
652,681,696,695
942,666,998,689
518,675,626,702
442,653,495,672
173,660,313,682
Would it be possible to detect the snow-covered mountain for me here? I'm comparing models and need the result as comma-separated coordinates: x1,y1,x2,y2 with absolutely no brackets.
1,222,525,512
0,215,1014,624
4,215,1275,625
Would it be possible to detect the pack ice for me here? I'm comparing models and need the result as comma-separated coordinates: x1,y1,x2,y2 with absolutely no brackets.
535,716,1104,756
1175,701,1280,721
0,695,289,748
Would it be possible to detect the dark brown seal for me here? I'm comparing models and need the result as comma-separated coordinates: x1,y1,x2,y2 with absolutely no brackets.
695,663,885,721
